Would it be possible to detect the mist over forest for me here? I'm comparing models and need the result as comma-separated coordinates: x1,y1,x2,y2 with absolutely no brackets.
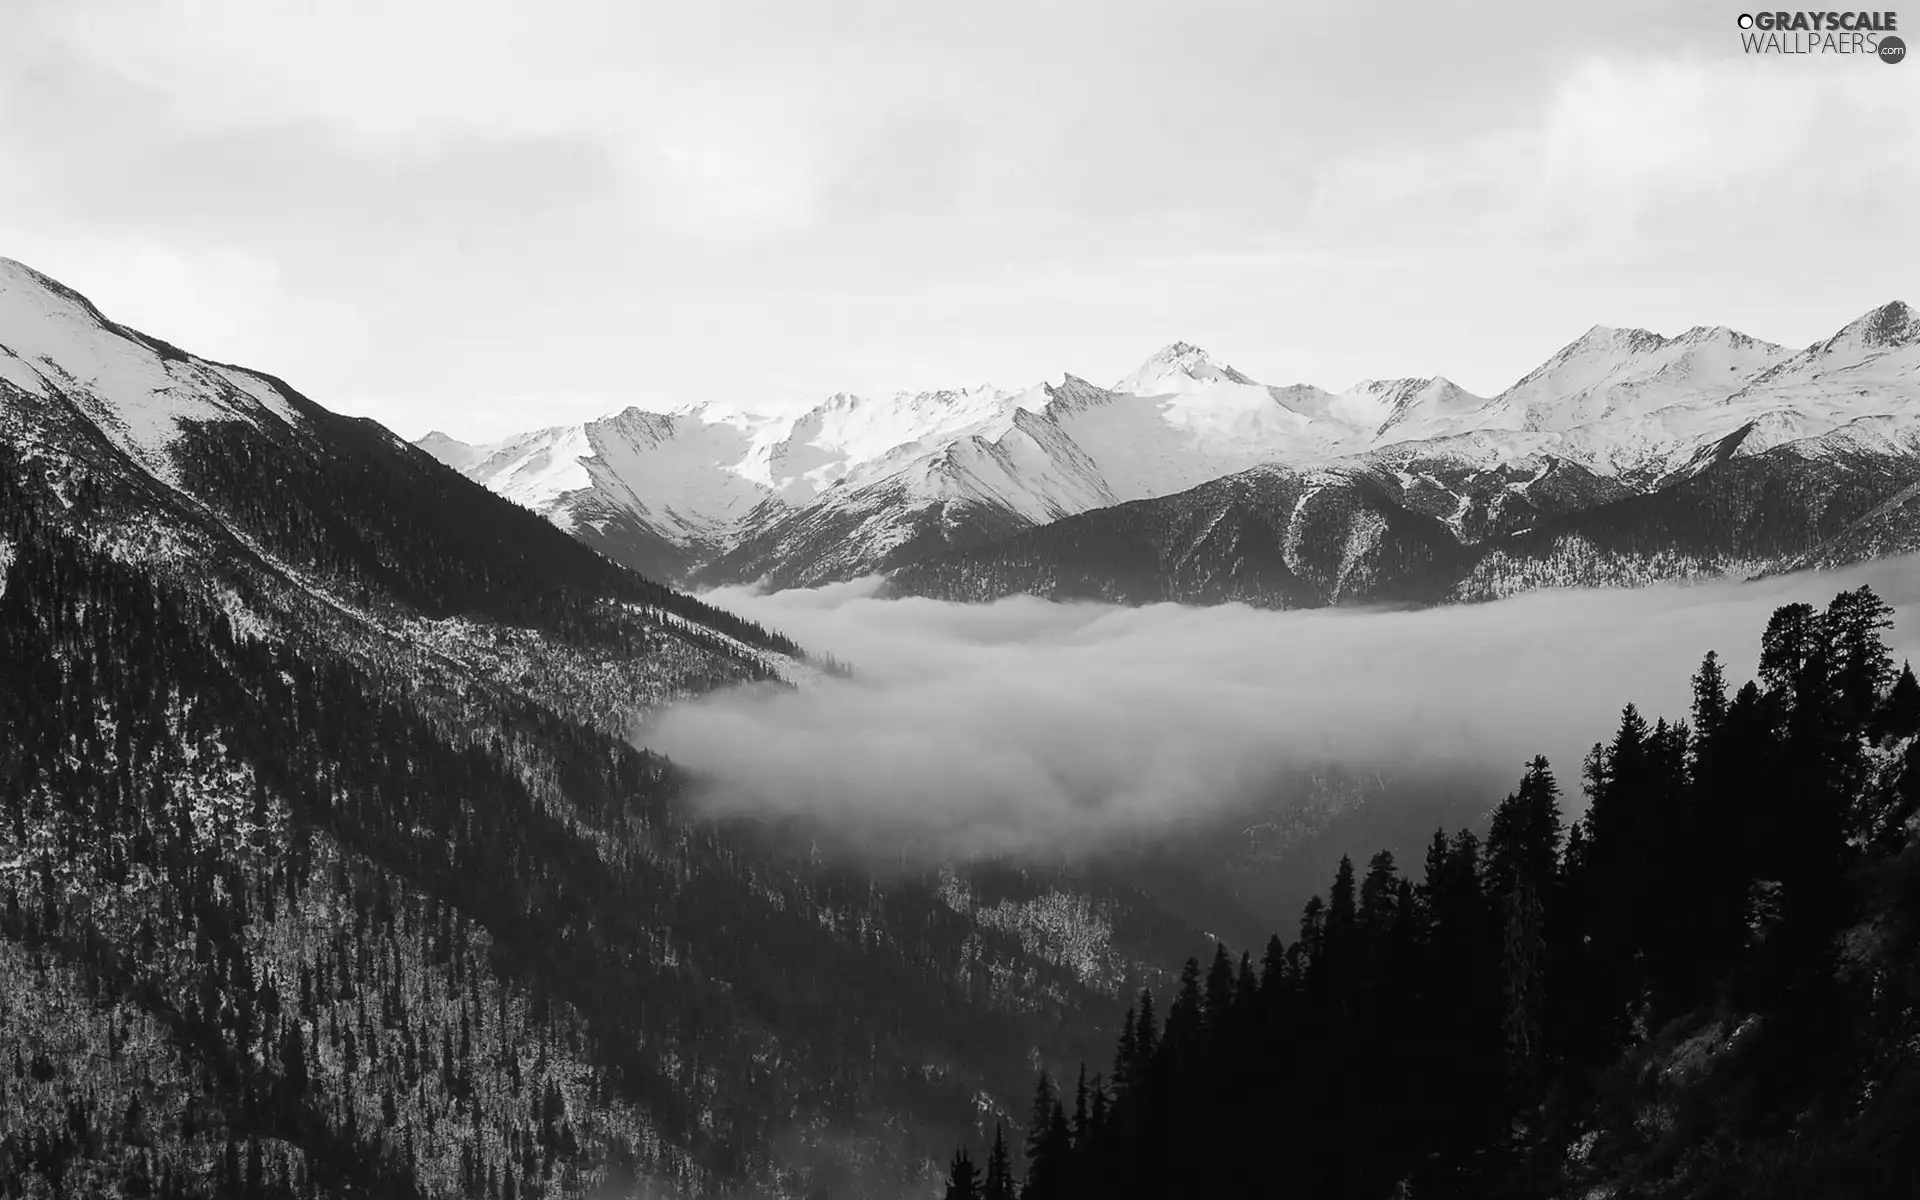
644,558,1920,868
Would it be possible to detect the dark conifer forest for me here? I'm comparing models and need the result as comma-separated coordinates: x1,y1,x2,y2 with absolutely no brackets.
947,584,1920,1200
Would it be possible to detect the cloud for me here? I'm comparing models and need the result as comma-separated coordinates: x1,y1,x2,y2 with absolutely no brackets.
642,561,1920,860
0,230,294,364
614,77,839,241
4,3,1914,436
1309,55,1920,263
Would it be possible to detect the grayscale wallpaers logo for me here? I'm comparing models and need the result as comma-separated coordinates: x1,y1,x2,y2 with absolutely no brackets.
1736,10,1904,59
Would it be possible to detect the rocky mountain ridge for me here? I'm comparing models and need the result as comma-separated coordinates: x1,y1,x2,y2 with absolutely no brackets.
422,301,1920,602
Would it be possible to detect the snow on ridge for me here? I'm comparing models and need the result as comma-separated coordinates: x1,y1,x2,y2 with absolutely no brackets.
0,345,50,397
1817,300,1919,354
13,243,1915,601
0,258,303,489
11,246,1912,602
205,365,304,429
466,424,597,511
1111,341,1256,396
388,296,1913,578
416,430,483,471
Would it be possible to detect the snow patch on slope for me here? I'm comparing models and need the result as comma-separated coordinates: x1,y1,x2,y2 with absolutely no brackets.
0,258,301,489
1334,508,1388,599
426,299,1920,588
0,345,50,396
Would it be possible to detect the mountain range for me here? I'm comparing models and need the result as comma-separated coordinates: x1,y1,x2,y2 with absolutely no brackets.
8,247,1919,1197
420,302,1920,605
5,256,1331,1198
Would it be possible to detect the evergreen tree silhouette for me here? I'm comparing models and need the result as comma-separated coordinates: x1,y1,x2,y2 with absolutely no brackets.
1070,1065,1090,1147
1165,957,1204,1048
1202,943,1236,1031
982,1122,1015,1200
944,1147,981,1200
1826,585,1896,723
1023,1072,1057,1194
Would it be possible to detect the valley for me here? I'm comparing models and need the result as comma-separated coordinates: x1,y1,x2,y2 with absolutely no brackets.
8,252,1920,1199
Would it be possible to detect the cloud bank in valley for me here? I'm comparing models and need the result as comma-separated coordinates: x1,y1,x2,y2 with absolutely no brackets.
639,560,1920,858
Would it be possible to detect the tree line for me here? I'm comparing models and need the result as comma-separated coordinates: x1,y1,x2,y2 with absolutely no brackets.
947,583,1920,1199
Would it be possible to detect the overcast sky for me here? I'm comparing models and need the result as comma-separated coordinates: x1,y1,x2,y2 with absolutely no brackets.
3,0,1915,441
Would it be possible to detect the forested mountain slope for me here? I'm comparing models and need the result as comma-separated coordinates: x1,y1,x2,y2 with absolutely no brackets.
888,431,1920,608
0,258,1211,1200
951,584,1920,1199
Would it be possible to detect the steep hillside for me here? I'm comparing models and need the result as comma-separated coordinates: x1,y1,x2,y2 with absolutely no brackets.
958,584,1920,1200
0,258,1223,1200
882,465,1473,608
891,418,1920,610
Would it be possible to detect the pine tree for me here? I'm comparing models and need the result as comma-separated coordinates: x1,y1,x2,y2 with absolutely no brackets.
1294,896,1325,976
1234,950,1259,1015
1070,1065,1090,1147
1502,871,1548,1084
1038,1099,1073,1199
1166,957,1204,1047
1358,850,1401,939
1419,827,1453,914
1691,650,1729,745
983,1122,1015,1200
1258,934,1287,993
1024,1072,1057,1177
1760,602,1827,710
1203,943,1236,1031
1132,990,1159,1071
1327,856,1358,941
944,1147,981,1200
1826,585,1895,722
1878,660,1920,740
1485,757,1564,911
1111,1006,1137,1098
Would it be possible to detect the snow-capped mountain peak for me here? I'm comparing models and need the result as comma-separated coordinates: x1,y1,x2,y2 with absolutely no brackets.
0,256,303,490
1819,300,1919,354
595,405,681,447
1364,376,1486,444
1465,318,1789,441
420,299,1917,592
1112,341,1256,395
1040,374,1117,415
414,430,482,471
1528,324,1669,379
1671,324,1759,349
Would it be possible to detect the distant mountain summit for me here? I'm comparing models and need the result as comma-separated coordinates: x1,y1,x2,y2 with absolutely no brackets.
1809,299,1917,356
1111,341,1257,394
423,299,1920,601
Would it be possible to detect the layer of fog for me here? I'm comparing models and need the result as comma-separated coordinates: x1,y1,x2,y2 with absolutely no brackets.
638,558,1920,859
